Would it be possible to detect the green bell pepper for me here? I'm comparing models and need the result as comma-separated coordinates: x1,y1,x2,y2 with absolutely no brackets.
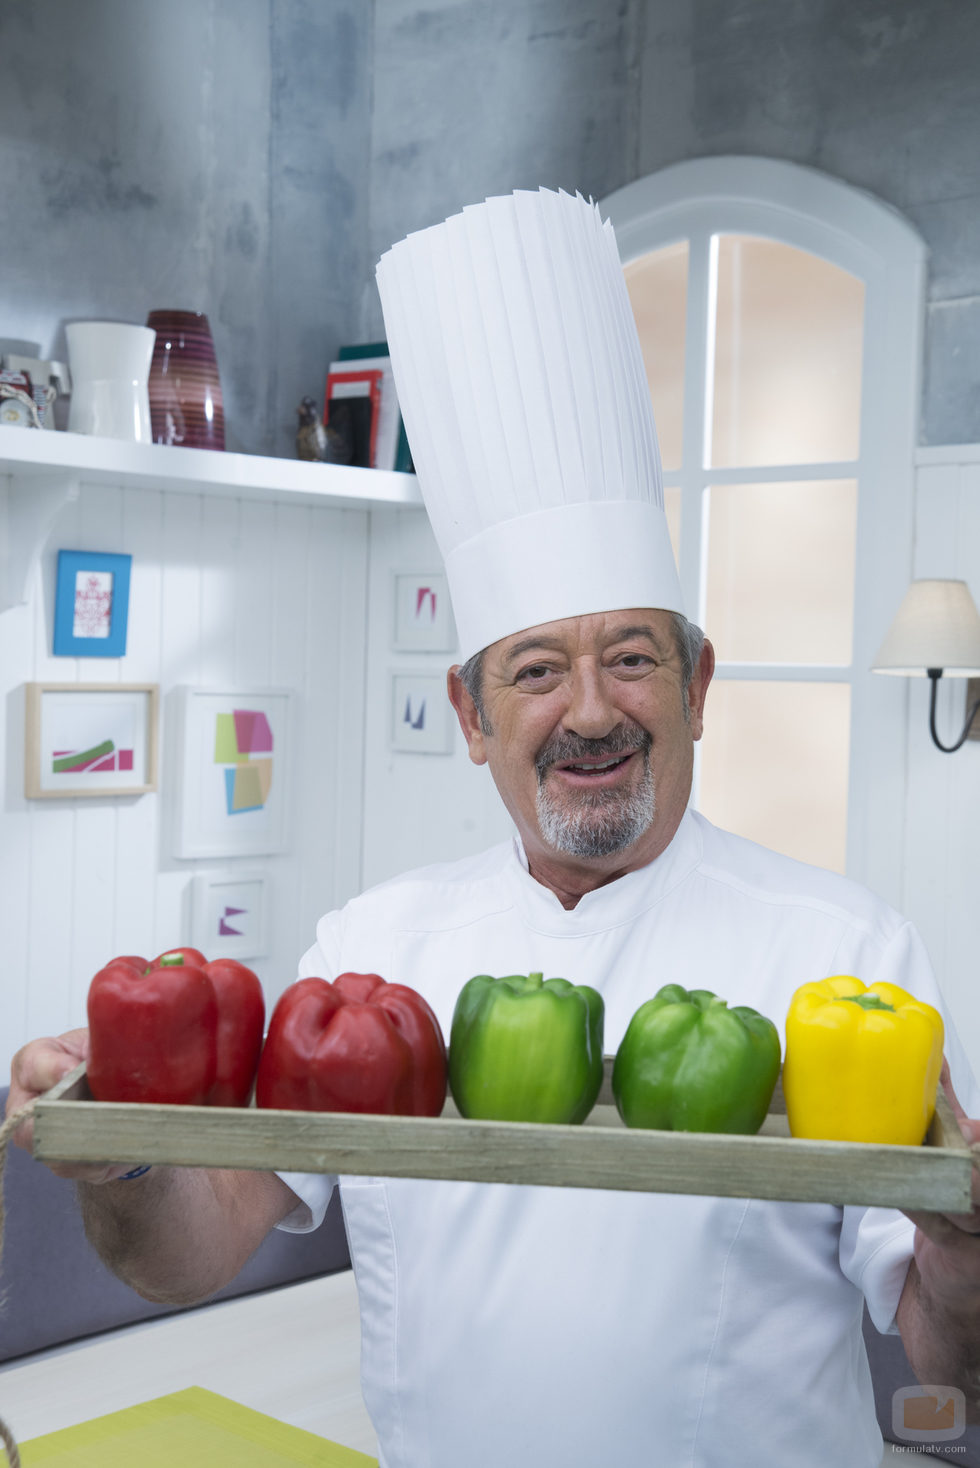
612,984,780,1134
449,972,604,1123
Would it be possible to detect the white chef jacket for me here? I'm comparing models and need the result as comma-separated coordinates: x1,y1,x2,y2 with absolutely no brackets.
278,810,979,1468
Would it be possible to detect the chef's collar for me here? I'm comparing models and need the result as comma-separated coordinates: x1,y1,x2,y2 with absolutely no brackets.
506,808,704,936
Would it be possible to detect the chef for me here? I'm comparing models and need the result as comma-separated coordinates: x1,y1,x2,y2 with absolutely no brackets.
10,189,980,1467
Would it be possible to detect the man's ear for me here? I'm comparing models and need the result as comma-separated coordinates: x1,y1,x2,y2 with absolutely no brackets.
688,639,715,742
447,667,489,766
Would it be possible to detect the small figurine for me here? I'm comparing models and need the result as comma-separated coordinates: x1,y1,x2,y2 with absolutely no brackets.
296,395,351,464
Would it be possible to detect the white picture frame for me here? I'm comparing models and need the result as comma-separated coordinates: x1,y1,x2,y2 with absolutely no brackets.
390,672,455,754
392,571,456,652
190,870,271,959
172,687,292,858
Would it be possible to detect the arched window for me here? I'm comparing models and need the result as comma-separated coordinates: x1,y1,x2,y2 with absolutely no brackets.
603,158,926,901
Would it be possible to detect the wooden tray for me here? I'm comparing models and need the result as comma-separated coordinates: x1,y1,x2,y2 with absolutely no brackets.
33,1061,974,1212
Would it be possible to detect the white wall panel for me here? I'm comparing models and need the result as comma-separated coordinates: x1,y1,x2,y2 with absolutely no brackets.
903,452,980,1078
360,507,514,896
0,484,368,1077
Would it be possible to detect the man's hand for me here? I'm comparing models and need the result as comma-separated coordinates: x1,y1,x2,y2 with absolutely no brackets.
898,1061,980,1411
902,1061,980,1295
6,1030,139,1184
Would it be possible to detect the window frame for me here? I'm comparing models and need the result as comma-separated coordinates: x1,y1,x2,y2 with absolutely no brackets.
603,156,927,903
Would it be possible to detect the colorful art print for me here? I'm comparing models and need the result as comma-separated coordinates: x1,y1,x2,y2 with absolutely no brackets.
172,688,292,858
24,683,158,798
190,871,271,959
392,571,455,652
390,672,455,754
53,550,132,658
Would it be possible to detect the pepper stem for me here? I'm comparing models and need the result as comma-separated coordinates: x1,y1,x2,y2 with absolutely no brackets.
159,952,185,967
836,993,895,1012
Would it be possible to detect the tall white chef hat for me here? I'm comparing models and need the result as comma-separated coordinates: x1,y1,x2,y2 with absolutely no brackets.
375,187,684,662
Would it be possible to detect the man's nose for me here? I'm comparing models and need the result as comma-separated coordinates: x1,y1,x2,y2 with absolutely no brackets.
563,664,621,740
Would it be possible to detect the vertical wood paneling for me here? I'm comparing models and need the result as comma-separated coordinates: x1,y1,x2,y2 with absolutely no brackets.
0,480,372,1076
0,542,35,1055
263,501,313,1003
359,506,514,894
68,483,124,1023
154,493,206,958
114,485,164,963
902,458,980,1075
25,488,83,1043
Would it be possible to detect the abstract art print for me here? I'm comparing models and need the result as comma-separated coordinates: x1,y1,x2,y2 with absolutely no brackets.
172,688,291,857
392,571,455,652
53,550,132,657
190,871,271,959
390,673,455,754
25,683,158,798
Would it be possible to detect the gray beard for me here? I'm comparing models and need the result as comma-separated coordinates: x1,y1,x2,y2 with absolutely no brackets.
535,757,656,859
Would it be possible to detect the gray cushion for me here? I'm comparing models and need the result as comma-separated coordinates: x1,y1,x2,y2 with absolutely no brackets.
0,1085,350,1362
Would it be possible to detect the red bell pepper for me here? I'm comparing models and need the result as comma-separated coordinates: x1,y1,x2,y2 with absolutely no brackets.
255,971,447,1116
202,957,266,1106
87,950,265,1106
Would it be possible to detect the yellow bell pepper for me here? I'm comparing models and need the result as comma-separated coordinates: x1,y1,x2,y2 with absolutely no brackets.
783,975,944,1145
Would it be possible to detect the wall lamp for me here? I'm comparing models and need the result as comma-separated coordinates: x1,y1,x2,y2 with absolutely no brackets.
872,579,980,753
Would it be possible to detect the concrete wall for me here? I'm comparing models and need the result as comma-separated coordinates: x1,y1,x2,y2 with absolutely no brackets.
5,2,978,449
0,0,371,459
360,0,642,337
636,0,980,445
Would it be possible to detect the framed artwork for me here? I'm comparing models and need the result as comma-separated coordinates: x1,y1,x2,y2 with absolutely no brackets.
390,672,455,754
25,682,158,798
53,549,132,657
190,870,271,959
172,688,292,858
392,571,455,652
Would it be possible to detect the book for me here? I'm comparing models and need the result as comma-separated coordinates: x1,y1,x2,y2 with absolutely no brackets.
337,342,414,473
324,367,382,469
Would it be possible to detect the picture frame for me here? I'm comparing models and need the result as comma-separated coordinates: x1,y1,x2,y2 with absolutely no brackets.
390,672,456,754
53,549,132,657
392,571,456,652
172,687,292,858
190,870,271,960
25,682,158,798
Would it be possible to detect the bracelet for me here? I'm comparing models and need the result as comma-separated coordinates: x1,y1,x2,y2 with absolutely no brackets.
117,1164,152,1181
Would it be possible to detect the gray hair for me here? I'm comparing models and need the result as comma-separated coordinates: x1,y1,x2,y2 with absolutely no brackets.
455,612,705,737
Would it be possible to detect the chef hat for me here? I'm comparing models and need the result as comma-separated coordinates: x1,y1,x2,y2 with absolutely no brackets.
375,187,684,662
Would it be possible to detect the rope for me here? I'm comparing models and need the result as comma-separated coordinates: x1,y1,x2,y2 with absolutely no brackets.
0,1101,35,1468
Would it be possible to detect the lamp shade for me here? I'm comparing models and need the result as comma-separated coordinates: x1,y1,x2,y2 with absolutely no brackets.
871,578,980,676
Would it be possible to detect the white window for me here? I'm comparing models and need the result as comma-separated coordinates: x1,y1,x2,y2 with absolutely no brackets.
603,158,926,901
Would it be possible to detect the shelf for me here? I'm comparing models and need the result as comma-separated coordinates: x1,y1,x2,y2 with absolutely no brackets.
0,425,422,611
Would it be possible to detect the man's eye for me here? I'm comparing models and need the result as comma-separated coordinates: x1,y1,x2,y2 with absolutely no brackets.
517,664,555,684
616,653,652,669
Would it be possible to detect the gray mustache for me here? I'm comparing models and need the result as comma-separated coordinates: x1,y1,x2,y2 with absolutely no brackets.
536,726,651,778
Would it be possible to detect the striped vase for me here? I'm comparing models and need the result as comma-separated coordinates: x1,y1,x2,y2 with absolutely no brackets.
146,309,225,450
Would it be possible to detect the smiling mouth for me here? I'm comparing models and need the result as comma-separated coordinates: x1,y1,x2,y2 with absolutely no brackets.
563,754,629,773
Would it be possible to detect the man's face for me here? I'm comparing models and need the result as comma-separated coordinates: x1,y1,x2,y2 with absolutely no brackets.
449,609,714,890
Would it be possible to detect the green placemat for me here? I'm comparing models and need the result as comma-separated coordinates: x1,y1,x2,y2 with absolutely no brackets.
21,1386,378,1466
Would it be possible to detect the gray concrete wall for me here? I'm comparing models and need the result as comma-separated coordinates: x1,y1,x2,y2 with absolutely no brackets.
0,0,370,457
2,1,979,454
636,0,980,445
361,0,642,338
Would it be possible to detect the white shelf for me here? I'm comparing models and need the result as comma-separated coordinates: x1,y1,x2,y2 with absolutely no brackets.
0,425,422,611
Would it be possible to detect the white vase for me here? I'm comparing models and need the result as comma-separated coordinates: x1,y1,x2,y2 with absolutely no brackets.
66,322,156,442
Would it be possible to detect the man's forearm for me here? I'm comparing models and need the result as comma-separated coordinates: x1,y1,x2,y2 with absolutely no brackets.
77,1165,298,1306
898,1258,980,1421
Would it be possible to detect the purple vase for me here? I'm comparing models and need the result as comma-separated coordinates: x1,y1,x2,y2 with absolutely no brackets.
146,309,225,450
